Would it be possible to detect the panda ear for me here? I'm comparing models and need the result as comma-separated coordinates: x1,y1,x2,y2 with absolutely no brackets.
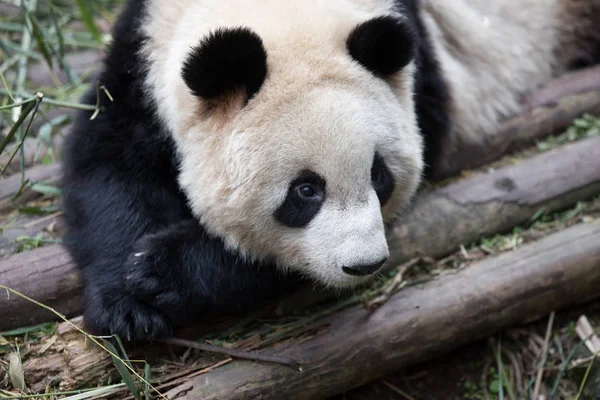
347,16,416,76
182,27,267,101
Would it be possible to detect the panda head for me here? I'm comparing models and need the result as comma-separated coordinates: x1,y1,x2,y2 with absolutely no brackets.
173,14,422,288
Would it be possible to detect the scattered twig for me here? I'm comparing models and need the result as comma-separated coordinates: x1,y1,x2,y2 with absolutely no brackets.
380,380,417,400
160,337,301,371
503,348,524,394
364,258,421,310
120,358,234,400
0,284,166,399
533,311,555,400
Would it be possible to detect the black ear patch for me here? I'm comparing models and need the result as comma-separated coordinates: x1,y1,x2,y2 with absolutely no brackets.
182,27,267,101
347,16,415,76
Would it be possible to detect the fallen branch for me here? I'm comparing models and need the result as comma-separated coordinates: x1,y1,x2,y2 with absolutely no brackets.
386,135,600,267
363,257,421,310
1,136,599,332
0,245,82,330
165,220,600,400
160,338,301,370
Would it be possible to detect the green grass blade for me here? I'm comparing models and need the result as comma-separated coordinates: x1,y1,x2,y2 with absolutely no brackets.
144,363,151,400
103,339,141,400
114,335,135,371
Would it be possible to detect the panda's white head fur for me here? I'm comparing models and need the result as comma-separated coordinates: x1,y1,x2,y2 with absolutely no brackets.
142,0,423,288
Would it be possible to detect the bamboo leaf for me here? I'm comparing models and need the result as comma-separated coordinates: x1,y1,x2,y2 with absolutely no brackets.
27,13,53,71
74,0,102,43
29,182,63,197
103,339,141,400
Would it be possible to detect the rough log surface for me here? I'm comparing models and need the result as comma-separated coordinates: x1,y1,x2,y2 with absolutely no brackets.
167,220,600,400
0,163,62,214
0,245,82,330
1,136,599,332
387,135,600,266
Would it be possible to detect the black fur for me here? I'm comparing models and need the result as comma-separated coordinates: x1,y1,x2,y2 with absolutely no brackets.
371,153,394,206
61,0,300,342
181,27,268,100
347,16,416,76
274,171,326,228
394,0,453,177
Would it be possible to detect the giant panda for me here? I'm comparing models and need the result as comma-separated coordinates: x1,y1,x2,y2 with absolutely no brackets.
61,0,600,342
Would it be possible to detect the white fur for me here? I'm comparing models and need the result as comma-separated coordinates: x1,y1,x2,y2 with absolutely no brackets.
420,0,596,143
139,0,420,288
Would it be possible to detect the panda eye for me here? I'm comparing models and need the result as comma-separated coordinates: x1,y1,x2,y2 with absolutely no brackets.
297,184,317,199
371,166,384,185
371,153,394,206
274,171,326,228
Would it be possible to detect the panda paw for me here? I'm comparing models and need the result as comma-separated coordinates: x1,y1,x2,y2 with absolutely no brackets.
124,234,187,313
83,286,172,343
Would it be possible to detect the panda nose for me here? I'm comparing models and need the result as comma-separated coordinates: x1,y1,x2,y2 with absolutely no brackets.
342,258,387,276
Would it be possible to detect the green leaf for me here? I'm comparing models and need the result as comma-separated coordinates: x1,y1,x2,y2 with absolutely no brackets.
49,2,65,60
0,98,38,158
144,363,151,400
29,182,63,197
18,204,60,215
27,13,53,71
489,379,500,394
103,339,142,400
574,118,591,129
75,0,102,43
0,322,56,337
114,335,135,371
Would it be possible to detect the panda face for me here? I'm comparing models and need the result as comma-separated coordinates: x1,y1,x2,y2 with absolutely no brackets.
143,1,423,288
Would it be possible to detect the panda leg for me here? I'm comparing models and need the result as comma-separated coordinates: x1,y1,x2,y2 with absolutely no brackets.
123,219,297,332
63,175,296,342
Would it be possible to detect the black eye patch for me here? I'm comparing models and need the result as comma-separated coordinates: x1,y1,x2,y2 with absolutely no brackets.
347,15,416,76
181,27,267,101
371,153,394,205
274,171,326,228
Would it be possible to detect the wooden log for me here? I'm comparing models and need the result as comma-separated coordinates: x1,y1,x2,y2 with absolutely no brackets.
166,220,600,400
0,135,599,333
0,212,65,260
387,135,600,266
0,245,82,330
0,163,62,214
